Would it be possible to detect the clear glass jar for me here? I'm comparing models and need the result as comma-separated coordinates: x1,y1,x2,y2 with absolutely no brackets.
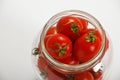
31,10,113,80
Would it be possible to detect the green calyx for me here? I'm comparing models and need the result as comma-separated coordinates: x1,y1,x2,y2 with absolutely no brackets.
70,22,79,33
85,31,96,43
52,43,69,57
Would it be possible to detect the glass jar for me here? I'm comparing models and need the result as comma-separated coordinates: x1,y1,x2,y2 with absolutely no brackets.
31,10,113,80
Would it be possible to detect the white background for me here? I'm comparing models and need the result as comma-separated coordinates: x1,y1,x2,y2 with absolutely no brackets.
0,0,120,80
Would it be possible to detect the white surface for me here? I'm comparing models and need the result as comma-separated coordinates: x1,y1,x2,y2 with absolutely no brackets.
0,0,120,80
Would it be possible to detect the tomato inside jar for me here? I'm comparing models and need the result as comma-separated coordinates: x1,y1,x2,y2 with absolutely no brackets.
32,10,112,80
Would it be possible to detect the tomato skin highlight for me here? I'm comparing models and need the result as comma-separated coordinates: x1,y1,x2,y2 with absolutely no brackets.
78,18,88,30
45,34,72,60
73,29,102,63
74,71,94,80
56,16,87,41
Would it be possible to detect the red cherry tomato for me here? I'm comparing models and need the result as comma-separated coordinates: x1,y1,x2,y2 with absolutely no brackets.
45,34,72,60
44,27,57,44
60,56,79,65
56,16,87,41
75,71,94,80
73,29,102,63
91,70,102,80
38,27,57,53
46,26,57,35
38,57,48,72
46,66,67,80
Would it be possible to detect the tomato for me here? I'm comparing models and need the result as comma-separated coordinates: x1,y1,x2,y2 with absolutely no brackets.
38,57,48,72
44,27,57,44
45,33,72,60
60,56,79,65
46,66,67,80
46,26,57,35
78,18,88,30
56,16,87,41
38,27,57,55
73,29,102,63
91,70,102,80
75,71,94,80
37,54,68,80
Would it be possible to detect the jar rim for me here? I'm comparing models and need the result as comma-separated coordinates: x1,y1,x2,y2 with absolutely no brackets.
40,10,106,72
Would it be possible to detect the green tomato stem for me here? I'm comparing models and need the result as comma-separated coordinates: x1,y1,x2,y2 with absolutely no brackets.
70,22,79,33
85,31,96,43
51,43,69,57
